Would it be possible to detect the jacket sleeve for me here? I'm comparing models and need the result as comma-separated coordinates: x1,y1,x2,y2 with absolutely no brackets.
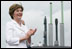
6,22,20,45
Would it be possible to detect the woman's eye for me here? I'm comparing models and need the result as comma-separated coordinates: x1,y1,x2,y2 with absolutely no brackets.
16,10,19,12
20,10,22,12
16,10,22,12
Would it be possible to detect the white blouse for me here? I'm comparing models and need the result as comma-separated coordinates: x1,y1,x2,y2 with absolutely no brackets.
6,20,29,48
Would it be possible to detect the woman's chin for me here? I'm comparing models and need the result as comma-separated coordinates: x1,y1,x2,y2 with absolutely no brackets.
18,16,22,19
17,17,21,20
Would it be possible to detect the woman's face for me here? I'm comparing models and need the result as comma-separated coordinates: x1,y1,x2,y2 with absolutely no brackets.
13,8,23,19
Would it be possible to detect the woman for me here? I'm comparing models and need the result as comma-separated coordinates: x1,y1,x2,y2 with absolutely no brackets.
6,4,37,48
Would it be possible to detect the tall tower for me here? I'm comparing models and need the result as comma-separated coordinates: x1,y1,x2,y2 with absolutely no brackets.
60,1,64,46
43,16,47,47
48,2,53,46
54,18,59,46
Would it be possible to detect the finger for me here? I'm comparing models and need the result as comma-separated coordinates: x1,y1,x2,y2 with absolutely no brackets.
33,28,37,33
35,28,37,31
30,29,32,30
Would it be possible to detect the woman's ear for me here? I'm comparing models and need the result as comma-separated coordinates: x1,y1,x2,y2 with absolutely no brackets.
21,20,25,25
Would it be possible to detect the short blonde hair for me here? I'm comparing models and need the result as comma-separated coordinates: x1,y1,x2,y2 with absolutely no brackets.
9,4,24,19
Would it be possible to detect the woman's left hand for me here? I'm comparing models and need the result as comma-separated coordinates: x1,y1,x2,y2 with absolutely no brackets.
29,28,37,35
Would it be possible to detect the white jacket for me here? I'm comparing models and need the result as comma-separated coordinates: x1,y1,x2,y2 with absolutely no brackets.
6,20,29,48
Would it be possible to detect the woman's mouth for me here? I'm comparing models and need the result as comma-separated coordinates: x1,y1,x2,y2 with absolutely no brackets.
17,14,22,16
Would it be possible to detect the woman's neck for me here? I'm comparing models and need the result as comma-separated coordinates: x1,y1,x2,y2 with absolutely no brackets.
14,18,21,26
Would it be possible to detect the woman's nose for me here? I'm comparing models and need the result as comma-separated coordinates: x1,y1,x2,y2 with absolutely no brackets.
18,11,23,14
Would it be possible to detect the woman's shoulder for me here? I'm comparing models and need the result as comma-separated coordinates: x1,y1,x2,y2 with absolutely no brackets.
6,20,14,26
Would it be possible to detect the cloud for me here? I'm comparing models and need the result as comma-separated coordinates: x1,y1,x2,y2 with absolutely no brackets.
22,9,44,28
